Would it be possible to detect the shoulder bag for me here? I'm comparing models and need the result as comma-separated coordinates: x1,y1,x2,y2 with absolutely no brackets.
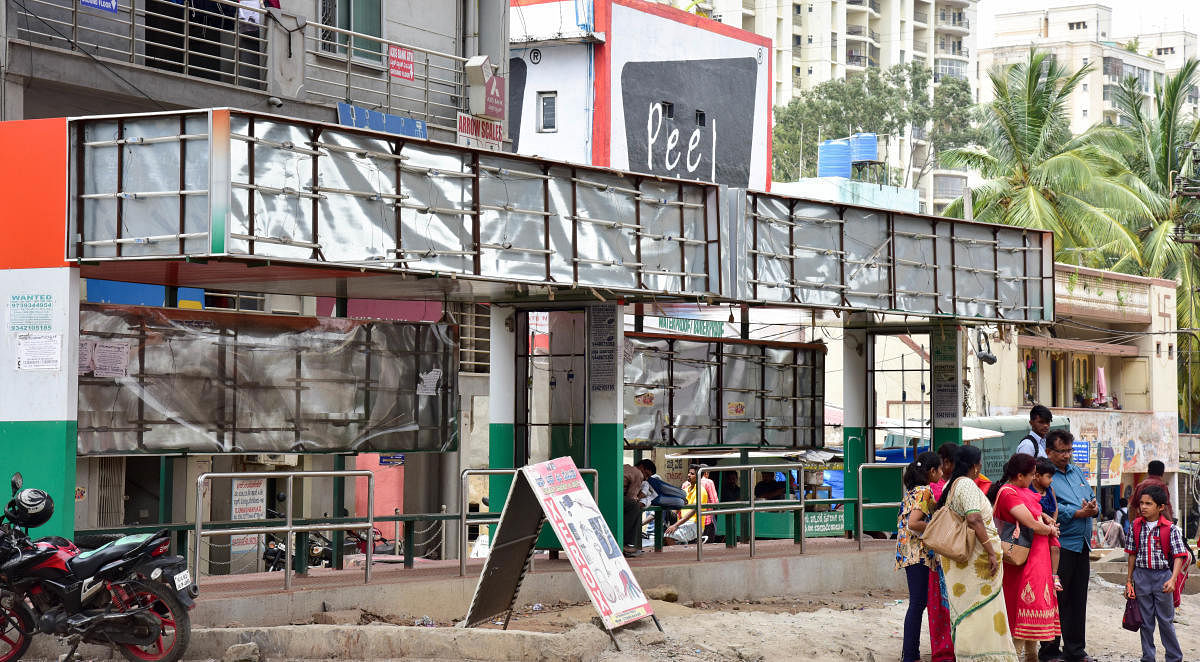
921,478,974,564
995,487,1033,566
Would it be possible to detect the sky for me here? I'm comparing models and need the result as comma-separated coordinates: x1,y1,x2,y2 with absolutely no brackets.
975,0,1200,48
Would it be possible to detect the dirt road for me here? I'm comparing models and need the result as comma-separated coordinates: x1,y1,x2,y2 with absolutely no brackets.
495,576,1198,661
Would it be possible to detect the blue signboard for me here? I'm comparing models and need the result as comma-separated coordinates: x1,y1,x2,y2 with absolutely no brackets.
1072,439,1091,465
80,0,119,14
336,103,428,140
380,454,406,466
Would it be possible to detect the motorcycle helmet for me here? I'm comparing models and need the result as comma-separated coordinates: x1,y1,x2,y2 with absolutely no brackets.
5,488,53,528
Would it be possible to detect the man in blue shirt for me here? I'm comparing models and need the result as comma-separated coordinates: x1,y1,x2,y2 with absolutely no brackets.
1041,429,1099,662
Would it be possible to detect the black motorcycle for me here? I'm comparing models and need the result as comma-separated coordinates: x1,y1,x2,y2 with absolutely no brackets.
0,473,195,662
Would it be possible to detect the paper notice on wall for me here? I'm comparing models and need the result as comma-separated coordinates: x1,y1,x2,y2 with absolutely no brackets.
589,305,617,392
417,368,443,396
78,339,95,375
92,341,130,378
15,333,61,371
230,478,267,554
7,293,55,333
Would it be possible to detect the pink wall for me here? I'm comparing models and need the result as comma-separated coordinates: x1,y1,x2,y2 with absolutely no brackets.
353,454,405,518
316,298,442,321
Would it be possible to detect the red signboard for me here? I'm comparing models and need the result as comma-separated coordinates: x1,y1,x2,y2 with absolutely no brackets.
388,45,415,81
484,75,506,121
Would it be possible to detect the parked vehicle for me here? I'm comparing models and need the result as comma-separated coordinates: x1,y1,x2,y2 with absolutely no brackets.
0,473,195,662
346,527,397,556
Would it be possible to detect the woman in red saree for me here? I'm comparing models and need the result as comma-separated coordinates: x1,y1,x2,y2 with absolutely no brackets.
988,453,1061,662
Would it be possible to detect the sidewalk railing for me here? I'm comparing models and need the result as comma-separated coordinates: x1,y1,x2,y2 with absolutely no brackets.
458,467,599,576
856,463,904,551
192,470,374,591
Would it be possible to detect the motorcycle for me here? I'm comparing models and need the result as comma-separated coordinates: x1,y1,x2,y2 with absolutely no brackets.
346,527,398,556
0,473,196,662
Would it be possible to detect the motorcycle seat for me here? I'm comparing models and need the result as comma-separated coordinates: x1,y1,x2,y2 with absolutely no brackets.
67,533,153,579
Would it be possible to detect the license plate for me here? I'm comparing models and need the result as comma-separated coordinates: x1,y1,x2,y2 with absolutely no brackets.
173,570,191,591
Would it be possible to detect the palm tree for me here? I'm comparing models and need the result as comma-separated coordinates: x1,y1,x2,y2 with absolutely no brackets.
940,50,1155,267
1111,58,1200,427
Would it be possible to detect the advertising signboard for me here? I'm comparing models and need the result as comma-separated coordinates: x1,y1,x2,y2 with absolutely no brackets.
523,457,653,629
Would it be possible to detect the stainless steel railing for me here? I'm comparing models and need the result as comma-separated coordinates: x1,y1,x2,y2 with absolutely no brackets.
192,469,374,590
855,463,904,551
9,0,466,130
458,467,599,576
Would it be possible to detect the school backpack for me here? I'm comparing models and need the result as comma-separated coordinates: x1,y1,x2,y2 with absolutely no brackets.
1131,517,1194,608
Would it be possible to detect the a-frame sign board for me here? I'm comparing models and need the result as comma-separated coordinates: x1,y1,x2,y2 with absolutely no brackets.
463,457,661,648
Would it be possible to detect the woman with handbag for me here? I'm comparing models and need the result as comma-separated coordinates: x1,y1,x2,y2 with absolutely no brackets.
987,453,1062,661
895,451,953,662
929,444,1017,662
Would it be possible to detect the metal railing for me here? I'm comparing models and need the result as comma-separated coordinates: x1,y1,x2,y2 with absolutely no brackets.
914,10,929,24
458,467,599,576
192,470,374,590
937,45,969,58
696,464,812,561
855,463,905,551
299,20,466,131
936,15,969,30
913,39,929,53
9,0,466,131
847,53,868,67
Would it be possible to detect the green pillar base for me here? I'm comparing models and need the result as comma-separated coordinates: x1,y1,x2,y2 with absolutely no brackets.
0,421,77,538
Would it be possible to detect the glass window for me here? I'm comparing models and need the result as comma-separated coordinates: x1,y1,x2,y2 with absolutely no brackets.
537,92,557,132
321,0,383,60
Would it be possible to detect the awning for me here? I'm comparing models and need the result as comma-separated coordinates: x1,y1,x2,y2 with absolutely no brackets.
1018,334,1138,357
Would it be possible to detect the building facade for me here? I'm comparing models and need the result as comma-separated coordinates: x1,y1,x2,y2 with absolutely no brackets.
979,4,1199,135
655,0,979,212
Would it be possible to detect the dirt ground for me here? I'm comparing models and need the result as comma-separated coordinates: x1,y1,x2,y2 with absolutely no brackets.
475,577,1200,661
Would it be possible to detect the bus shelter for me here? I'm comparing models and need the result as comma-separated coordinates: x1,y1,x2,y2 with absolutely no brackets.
0,109,1053,546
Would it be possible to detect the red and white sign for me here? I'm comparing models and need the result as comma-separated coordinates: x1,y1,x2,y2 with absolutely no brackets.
388,45,415,81
456,111,504,151
483,75,506,121
523,457,653,629
230,478,267,554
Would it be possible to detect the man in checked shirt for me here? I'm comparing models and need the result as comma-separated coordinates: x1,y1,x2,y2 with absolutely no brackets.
1124,485,1188,662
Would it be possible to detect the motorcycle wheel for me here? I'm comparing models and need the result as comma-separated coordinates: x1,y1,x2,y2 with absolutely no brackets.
113,580,190,662
0,601,33,662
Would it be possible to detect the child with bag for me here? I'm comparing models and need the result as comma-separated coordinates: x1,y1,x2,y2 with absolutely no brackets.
1124,485,1188,662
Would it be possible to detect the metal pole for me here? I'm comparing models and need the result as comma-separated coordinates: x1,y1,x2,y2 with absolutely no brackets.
749,471,757,558
798,468,806,554
696,467,706,562
366,474,374,584
460,471,470,577
394,508,401,552
440,504,448,560
192,476,203,586
856,463,864,551
285,475,293,591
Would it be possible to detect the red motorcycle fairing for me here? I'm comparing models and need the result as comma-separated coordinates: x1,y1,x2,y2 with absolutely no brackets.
29,540,80,579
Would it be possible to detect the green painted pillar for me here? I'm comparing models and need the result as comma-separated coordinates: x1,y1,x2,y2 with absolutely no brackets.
842,322,867,535
584,304,624,544
0,268,80,538
930,325,963,452
488,305,517,514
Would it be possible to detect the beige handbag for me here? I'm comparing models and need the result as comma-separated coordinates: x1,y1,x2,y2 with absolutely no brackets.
921,478,974,564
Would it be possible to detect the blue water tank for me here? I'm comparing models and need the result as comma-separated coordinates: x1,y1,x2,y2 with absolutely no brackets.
850,132,879,163
817,139,851,178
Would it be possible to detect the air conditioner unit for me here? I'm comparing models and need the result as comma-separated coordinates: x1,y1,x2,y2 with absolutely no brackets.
250,454,299,467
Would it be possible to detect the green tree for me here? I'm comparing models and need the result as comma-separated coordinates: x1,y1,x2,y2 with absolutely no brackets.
1110,59,1200,426
772,63,928,182
905,75,981,187
939,50,1154,262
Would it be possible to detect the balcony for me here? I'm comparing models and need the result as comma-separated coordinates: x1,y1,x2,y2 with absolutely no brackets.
847,0,881,13
933,174,967,200
1054,266,1153,324
846,25,880,43
936,45,969,59
913,40,929,53
935,14,970,33
6,0,467,133
913,9,929,24
847,53,869,68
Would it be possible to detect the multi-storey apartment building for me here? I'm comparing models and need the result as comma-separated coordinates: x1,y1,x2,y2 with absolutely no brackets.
664,0,977,212
979,4,1198,135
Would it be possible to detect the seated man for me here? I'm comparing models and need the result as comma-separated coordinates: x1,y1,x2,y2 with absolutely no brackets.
753,471,787,500
636,459,687,508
